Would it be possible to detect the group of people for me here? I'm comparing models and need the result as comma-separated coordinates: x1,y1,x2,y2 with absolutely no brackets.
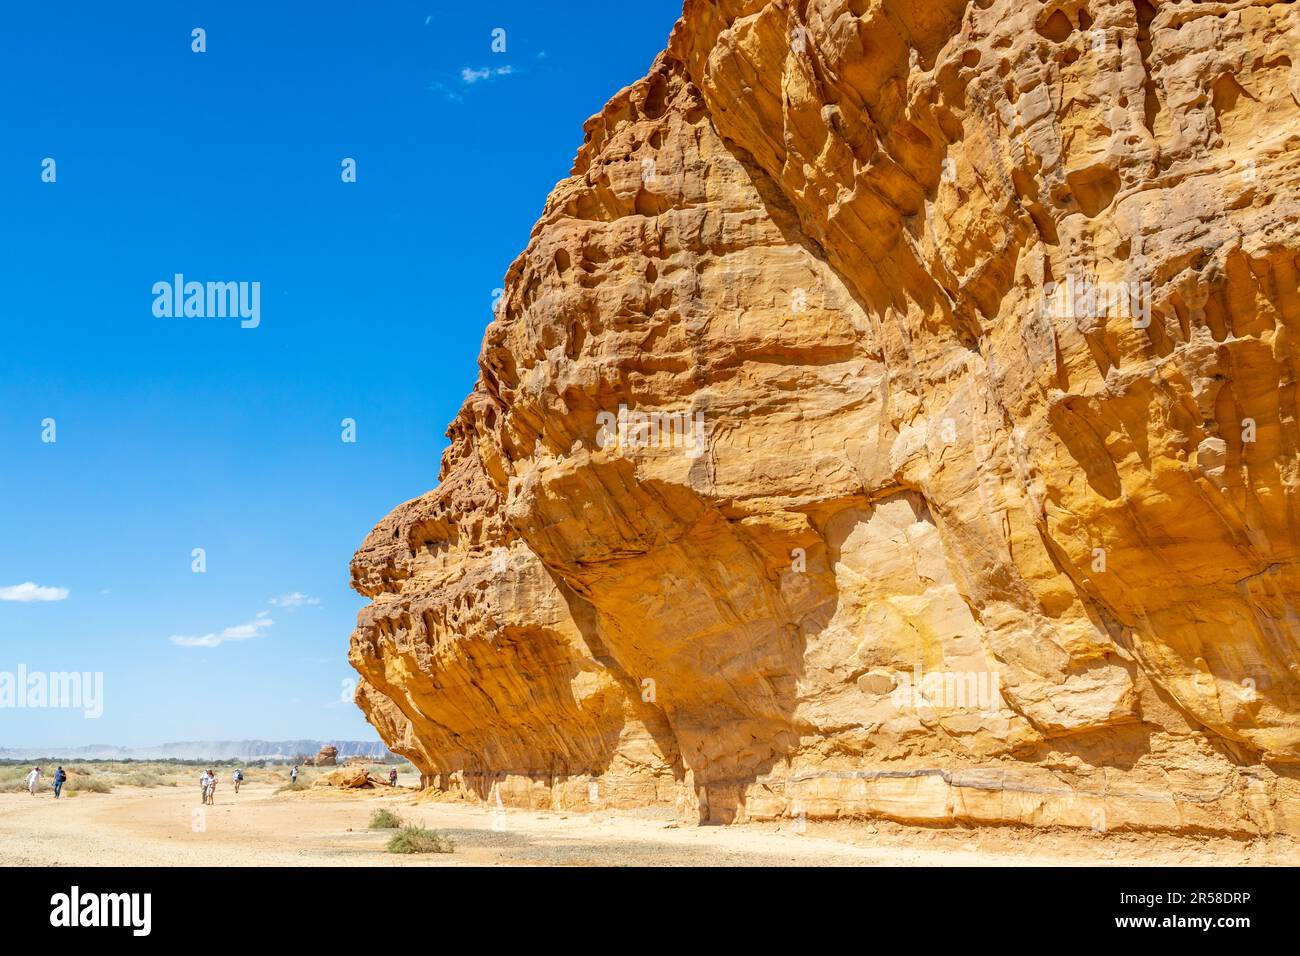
23,766,68,798
198,769,218,804
20,762,399,804
199,768,246,805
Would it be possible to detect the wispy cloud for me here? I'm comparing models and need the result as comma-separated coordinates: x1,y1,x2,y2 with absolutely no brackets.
269,592,320,608
169,611,273,648
428,63,517,102
460,64,513,84
0,582,69,603
427,82,462,102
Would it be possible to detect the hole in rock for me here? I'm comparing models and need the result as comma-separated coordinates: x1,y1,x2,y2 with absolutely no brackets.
1037,9,1074,42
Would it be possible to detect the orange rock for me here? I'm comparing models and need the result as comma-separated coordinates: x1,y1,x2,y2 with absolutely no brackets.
348,0,1300,834
312,768,376,790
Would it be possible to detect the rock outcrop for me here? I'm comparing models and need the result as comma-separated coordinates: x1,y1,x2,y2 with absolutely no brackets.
311,745,338,767
312,767,382,790
349,0,1300,834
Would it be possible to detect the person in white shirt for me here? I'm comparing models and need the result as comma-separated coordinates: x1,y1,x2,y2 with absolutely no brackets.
25,766,41,795
233,768,244,794
290,765,299,785
200,769,211,803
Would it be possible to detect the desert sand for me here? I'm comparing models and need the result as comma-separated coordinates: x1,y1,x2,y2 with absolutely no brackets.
1,783,1296,867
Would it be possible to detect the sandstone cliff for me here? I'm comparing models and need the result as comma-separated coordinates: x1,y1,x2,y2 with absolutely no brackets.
349,0,1300,834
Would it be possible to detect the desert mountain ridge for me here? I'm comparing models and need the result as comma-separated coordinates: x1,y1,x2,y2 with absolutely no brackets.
0,740,394,761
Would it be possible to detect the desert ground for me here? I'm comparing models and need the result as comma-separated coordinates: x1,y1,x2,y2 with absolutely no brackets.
1,764,1297,866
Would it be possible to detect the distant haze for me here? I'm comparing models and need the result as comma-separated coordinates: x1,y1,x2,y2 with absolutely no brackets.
0,740,394,761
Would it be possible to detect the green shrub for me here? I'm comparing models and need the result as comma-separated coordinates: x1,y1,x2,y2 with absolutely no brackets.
386,826,454,854
275,780,309,794
368,808,404,829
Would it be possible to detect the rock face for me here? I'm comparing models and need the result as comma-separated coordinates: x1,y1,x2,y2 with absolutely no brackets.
349,0,1300,834
312,745,338,767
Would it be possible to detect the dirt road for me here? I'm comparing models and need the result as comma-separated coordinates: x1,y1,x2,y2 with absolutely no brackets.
0,784,1294,866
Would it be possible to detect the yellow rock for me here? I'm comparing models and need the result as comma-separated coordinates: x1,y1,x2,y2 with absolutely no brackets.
312,768,377,790
348,0,1300,835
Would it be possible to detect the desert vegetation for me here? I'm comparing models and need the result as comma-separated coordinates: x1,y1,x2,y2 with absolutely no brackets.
386,825,454,854
368,808,403,829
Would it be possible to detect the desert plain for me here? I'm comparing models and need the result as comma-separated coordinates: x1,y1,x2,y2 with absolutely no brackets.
1,763,1295,867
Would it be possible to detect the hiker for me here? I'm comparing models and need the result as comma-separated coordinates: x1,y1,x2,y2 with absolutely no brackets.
52,766,67,799
199,769,212,804
206,770,217,805
233,767,244,794
290,765,299,785
25,766,41,796
388,768,398,787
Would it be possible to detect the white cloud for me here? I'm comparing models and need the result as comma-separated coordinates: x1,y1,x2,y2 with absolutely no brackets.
0,582,69,602
460,64,513,84
427,81,463,102
269,592,320,608
169,612,273,648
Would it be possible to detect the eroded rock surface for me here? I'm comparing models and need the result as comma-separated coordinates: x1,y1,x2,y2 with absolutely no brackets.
349,0,1300,834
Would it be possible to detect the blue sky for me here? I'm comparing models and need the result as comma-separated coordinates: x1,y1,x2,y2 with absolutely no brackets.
0,1,680,747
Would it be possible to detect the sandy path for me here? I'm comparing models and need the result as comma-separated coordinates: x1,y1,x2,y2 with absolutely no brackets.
1,784,1294,866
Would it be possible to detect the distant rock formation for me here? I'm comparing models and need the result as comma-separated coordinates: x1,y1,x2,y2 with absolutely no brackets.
311,745,339,767
349,0,1300,835
312,767,381,790
0,740,392,761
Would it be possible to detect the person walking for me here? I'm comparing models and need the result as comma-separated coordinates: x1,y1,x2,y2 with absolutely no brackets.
233,767,243,794
25,766,41,796
290,765,299,786
388,768,398,787
206,770,217,805
199,768,211,804
52,766,67,799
